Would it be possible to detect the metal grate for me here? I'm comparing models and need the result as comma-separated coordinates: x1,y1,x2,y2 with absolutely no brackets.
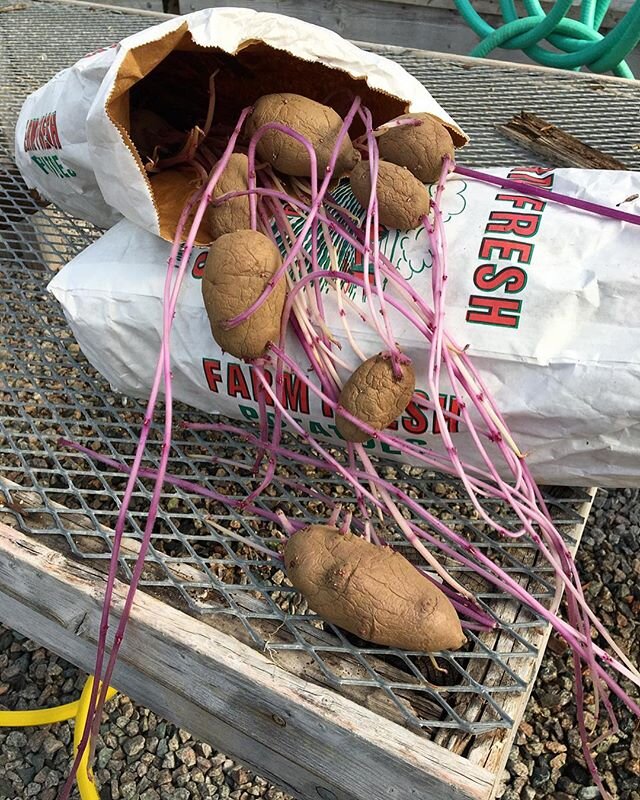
0,0,622,744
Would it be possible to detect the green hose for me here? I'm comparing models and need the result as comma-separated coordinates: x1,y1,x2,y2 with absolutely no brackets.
454,0,640,77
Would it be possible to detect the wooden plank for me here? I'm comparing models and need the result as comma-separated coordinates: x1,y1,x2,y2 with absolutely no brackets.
496,112,629,169
0,523,495,800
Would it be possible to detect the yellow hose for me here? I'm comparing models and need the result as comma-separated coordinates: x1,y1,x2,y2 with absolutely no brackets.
0,676,117,800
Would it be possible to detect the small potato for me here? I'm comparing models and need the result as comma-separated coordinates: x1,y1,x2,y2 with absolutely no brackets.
149,165,214,242
337,354,415,443
206,153,251,240
349,159,430,230
246,93,360,178
284,525,466,652
377,113,454,184
130,109,182,159
202,229,286,361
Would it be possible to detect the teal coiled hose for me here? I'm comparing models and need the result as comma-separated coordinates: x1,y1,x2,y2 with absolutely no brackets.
454,0,640,78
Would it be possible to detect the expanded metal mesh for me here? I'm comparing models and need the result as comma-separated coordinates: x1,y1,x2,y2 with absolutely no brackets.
0,0,624,742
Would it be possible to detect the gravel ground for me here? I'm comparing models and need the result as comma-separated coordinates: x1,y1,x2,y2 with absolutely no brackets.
1,488,639,800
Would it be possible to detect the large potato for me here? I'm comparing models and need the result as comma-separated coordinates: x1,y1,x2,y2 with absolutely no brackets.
337,354,415,443
202,229,286,360
246,93,360,178
206,153,252,240
284,525,466,652
377,113,454,184
350,159,430,230
149,165,214,243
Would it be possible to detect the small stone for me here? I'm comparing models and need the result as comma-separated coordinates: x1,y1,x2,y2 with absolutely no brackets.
545,741,567,754
33,769,49,784
223,759,234,772
97,747,114,770
231,767,252,786
123,735,146,757
578,788,601,800
140,790,160,800
6,730,27,748
42,734,63,757
627,757,640,776
28,729,48,752
157,769,172,785
26,782,42,797
161,752,175,769
550,753,566,771
156,739,169,758
198,742,213,759
530,763,550,788
178,728,191,743
177,745,197,767
43,770,60,789
28,753,46,772
121,781,138,800
17,766,36,785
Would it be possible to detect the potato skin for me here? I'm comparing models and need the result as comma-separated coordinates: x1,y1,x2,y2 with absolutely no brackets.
337,354,415,443
246,93,360,178
202,230,286,361
349,159,430,230
377,113,454,184
206,153,251,240
284,525,466,652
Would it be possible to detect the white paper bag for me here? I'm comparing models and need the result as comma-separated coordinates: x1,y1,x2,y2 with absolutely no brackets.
48,166,640,488
15,7,466,239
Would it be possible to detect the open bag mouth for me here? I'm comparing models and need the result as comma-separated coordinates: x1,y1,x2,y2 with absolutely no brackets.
106,22,467,244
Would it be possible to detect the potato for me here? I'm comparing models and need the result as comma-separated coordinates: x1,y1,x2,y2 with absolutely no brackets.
337,354,415,443
284,525,466,652
246,93,360,178
349,159,430,230
130,109,182,159
377,113,455,184
149,165,214,243
202,229,286,360
206,153,251,240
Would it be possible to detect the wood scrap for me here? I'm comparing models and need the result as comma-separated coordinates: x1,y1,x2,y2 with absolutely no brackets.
496,111,627,170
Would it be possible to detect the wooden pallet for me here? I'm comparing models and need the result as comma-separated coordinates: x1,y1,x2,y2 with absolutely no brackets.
0,485,596,800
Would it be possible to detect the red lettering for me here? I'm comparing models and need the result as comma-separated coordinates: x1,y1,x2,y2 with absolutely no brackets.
23,113,62,152
466,296,521,328
203,358,222,392
283,372,310,414
227,363,251,400
250,366,274,406
433,395,450,435
402,394,428,435
321,400,333,418
473,264,527,294
496,193,545,212
507,168,554,188
192,252,208,279
447,397,462,433
23,119,34,152
479,238,533,264
50,112,62,150
486,211,541,237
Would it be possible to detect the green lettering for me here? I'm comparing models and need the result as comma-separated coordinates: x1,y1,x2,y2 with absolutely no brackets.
239,405,259,421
